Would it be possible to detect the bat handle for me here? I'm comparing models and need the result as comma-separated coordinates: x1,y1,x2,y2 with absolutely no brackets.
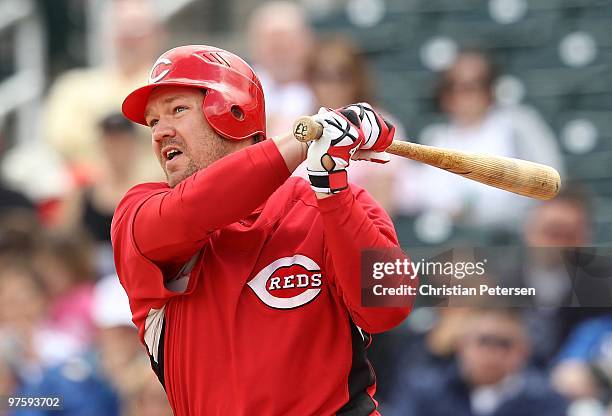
293,116,323,142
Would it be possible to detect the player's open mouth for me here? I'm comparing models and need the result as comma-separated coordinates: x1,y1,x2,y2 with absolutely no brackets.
167,149,182,160
162,146,183,162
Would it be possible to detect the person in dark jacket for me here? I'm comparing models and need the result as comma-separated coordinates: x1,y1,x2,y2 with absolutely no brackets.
387,309,568,416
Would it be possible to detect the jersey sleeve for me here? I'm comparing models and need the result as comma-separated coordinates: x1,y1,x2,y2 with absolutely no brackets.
110,139,291,343
317,186,414,333
118,139,290,266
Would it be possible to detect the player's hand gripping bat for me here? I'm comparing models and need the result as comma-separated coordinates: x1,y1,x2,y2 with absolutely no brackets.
293,116,561,200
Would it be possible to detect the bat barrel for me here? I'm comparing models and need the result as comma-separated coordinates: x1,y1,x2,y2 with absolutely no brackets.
386,141,561,200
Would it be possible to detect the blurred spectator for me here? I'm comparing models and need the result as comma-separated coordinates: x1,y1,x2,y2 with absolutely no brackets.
300,35,406,214
0,141,71,226
398,50,564,230
10,274,144,416
123,362,173,416
247,1,315,136
59,113,141,242
522,187,592,307
373,308,472,406
518,187,610,367
552,315,612,405
57,112,144,275
306,36,374,111
0,263,81,385
33,231,96,347
14,356,121,416
388,309,568,416
1,124,72,226
43,0,163,179
524,186,591,248
0,212,41,265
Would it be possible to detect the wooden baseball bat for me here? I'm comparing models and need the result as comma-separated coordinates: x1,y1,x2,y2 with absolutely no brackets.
293,116,561,200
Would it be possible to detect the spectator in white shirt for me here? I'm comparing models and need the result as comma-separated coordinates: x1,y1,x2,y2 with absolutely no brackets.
397,50,564,230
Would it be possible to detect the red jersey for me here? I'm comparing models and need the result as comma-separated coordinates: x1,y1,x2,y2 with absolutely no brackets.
111,139,412,415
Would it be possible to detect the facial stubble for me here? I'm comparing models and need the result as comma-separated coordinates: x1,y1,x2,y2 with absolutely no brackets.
166,134,247,188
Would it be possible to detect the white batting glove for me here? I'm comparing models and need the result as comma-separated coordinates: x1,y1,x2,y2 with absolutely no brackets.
306,107,364,194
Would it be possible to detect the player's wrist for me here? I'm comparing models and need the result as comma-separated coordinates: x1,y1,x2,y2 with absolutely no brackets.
272,132,308,172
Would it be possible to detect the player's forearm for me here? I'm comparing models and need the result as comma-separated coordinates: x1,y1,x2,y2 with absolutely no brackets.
134,139,292,263
271,131,308,172
319,189,413,332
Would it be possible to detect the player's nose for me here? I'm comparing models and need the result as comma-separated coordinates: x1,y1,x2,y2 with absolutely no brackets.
152,119,176,143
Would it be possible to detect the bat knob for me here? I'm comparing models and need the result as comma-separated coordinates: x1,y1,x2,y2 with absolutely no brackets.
293,117,323,143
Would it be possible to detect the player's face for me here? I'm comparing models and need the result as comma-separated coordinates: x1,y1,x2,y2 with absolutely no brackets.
144,86,250,187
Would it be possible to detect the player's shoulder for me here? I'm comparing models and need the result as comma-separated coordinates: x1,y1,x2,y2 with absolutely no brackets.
121,182,169,205
112,182,169,229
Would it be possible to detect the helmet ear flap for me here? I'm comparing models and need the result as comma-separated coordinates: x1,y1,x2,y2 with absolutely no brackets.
202,87,266,141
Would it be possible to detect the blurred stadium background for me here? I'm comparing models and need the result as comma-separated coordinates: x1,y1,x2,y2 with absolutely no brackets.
0,0,611,415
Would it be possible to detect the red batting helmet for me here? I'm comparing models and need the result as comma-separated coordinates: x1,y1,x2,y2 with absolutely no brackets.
122,45,266,141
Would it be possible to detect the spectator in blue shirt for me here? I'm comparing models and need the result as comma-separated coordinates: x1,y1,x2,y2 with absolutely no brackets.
552,315,612,404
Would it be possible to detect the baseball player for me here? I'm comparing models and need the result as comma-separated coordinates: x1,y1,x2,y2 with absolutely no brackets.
112,45,413,415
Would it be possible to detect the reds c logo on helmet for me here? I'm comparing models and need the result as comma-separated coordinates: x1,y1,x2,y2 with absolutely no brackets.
149,57,172,83
247,255,323,309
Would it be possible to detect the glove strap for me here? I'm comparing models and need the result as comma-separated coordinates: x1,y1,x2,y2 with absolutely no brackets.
308,170,348,194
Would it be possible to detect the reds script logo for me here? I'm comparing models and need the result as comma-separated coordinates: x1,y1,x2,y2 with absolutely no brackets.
247,255,322,309
149,57,172,83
